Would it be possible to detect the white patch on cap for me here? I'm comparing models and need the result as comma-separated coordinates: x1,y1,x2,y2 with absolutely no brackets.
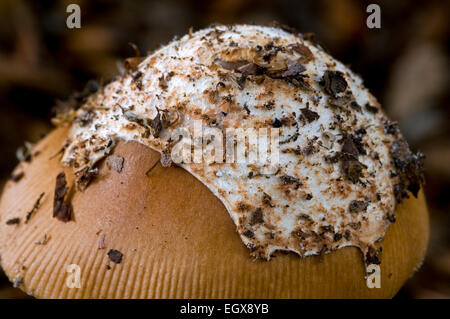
61,25,404,263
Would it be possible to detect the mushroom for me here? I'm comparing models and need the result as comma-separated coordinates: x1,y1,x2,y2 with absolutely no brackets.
0,25,428,298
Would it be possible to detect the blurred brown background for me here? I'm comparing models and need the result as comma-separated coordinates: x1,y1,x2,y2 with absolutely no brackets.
0,0,449,298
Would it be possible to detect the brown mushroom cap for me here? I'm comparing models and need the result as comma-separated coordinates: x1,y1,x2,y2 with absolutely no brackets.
0,126,429,298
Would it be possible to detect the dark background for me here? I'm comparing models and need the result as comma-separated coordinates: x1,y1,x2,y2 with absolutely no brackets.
0,0,449,298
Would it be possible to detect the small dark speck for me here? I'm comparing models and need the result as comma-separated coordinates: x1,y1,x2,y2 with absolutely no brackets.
272,118,282,128
6,217,20,225
107,249,123,264
243,230,255,238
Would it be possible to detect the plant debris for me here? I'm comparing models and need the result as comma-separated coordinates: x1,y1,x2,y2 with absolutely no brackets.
75,165,99,191
9,171,24,182
384,121,399,135
385,212,396,223
342,134,366,157
349,200,369,214
341,155,366,184
52,80,100,125
158,71,174,90
249,208,264,225
215,59,249,72
326,134,368,183
76,109,95,127
272,118,282,127
243,230,255,238
34,234,49,245
6,217,20,225
237,62,261,76
287,43,314,63
262,192,275,207
53,172,72,222
215,55,308,89
280,175,302,189
281,60,306,77
365,103,378,113
365,246,381,265
300,108,320,123
390,138,425,202
321,70,348,97
107,249,123,264
124,111,163,138
25,192,45,223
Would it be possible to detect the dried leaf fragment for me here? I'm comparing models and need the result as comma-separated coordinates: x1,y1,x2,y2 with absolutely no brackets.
107,249,123,264
341,157,365,184
281,60,306,77
249,208,264,225
365,103,378,113
280,175,302,189
300,108,320,123
25,192,45,223
35,234,49,245
147,112,163,138
124,57,144,72
349,200,369,214
75,166,99,191
322,70,348,97
215,59,249,71
53,172,72,222
6,218,20,225
390,138,425,201
10,171,24,182
124,111,163,138
288,43,314,63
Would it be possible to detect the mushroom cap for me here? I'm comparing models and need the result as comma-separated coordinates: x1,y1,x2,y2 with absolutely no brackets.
60,24,425,262
0,126,428,298
0,24,429,298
